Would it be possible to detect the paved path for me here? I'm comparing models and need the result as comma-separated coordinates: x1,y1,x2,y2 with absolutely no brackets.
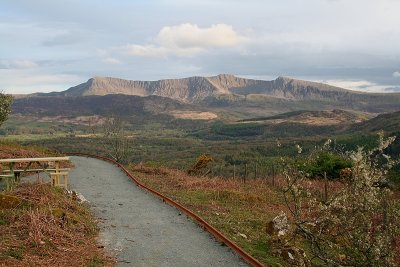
68,156,248,267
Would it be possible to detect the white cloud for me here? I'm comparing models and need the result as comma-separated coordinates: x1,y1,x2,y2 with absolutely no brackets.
157,23,246,48
120,45,171,58
0,59,38,69
393,71,400,78
320,79,395,93
102,57,121,65
119,23,247,58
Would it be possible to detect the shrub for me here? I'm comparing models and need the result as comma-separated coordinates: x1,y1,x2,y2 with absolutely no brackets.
305,151,352,179
281,133,400,266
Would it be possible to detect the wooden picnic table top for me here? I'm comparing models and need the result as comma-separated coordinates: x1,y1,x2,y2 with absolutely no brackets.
0,157,70,163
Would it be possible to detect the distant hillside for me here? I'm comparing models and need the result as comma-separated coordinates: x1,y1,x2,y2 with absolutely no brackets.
12,94,187,117
240,109,368,125
351,111,400,133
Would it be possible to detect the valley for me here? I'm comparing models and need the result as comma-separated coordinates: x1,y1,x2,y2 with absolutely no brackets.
2,74,400,266
3,2,400,266
4,75,400,178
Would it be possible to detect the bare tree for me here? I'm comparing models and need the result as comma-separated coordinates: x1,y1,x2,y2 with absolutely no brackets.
102,117,131,163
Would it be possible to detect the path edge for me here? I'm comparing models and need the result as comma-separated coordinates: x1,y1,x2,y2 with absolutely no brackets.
68,153,266,267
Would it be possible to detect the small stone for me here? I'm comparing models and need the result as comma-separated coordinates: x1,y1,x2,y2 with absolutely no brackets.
238,233,247,239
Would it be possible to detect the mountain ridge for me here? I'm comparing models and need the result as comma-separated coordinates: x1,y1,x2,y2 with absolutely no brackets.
26,74,400,113
38,74,388,103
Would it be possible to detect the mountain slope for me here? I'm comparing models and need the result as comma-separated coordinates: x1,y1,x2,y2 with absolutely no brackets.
36,74,360,102
351,111,400,133
54,75,245,103
240,109,368,125
12,94,187,117
32,74,400,113
231,76,349,99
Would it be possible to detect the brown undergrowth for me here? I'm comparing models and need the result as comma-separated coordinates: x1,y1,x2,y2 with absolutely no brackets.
0,141,71,172
0,141,53,159
0,182,113,266
128,164,343,266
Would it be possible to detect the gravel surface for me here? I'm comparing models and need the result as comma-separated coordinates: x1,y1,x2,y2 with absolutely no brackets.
68,156,248,267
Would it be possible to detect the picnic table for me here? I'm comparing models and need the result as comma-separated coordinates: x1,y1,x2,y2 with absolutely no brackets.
0,157,70,190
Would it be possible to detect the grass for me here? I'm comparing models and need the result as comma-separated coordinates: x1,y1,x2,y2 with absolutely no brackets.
0,183,113,267
127,163,353,266
128,164,293,266
128,162,400,265
0,141,113,266
0,139,60,159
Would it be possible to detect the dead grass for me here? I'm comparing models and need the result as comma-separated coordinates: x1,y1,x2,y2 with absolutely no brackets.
129,165,282,265
0,142,49,159
128,164,349,266
0,183,113,267
169,111,218,120
0,142,71,172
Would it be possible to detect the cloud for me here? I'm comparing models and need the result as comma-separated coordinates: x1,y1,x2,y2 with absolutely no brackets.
0,59,38,69
393,71,400,78
157,23,245,48
120,45,171,58
384,86,400,92
320,79,396,93
119,23,247,58
102,57,121,65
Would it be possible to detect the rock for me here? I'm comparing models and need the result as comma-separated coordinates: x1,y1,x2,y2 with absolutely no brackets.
274,245,310,267
238,233,247,239
76,193,88,203
266,211,289,237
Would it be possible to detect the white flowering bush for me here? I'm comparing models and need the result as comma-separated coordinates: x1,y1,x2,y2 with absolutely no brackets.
282,133,400,266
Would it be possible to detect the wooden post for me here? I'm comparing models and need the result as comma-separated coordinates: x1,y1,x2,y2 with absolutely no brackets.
55,161,60,185
254,163,257,179
233,164,236,179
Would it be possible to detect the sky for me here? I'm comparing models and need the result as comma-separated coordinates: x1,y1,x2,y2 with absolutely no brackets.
1,0,400,94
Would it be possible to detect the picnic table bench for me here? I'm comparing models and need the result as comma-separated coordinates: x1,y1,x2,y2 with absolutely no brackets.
0,157,70,189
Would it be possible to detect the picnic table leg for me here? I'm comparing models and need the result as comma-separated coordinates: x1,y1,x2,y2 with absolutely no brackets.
51,174,56,186
55,161,60,185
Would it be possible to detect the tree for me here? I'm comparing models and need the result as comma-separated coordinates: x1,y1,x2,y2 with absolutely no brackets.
0,92,13,126
102,117,132,163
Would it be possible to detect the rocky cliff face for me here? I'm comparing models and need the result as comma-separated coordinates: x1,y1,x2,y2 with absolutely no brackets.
51,74,399,105
61,75,228,103
229,76,352,100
